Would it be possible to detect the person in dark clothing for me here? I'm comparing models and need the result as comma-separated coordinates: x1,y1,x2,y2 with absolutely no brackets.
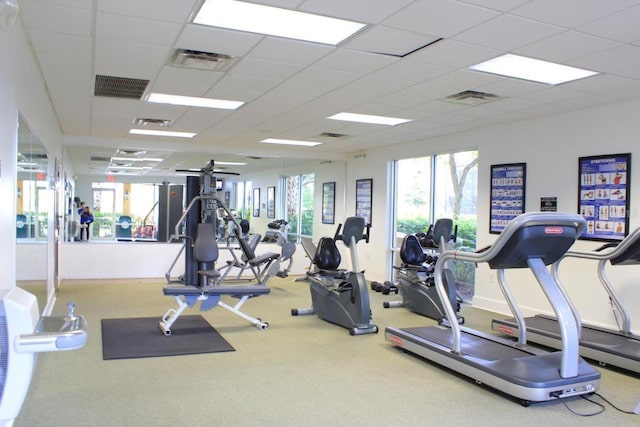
79,205,94,241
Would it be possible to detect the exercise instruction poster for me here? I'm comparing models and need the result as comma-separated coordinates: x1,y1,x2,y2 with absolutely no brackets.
578,153,630,241
490,163,526,234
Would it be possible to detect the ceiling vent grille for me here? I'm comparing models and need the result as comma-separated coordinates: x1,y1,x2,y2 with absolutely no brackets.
90,156,111,162
94,75,149,99
171,49,237,71
133,118,174,127
442,90,503,105
318,132,349,139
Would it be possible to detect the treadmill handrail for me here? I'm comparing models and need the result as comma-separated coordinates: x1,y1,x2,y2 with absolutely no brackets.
557,226,640,261
433,212,586,355
550,227,640,334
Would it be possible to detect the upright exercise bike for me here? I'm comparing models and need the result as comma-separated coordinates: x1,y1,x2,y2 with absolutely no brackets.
291,216,378,335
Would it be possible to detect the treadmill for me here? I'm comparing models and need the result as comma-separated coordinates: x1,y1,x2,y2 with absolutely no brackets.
385,212,601,406
492,227,640,374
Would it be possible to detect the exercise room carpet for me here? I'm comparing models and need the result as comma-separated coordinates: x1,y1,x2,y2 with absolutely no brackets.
101,315,235,360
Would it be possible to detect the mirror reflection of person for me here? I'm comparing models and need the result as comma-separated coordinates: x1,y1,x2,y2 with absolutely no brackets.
79,205,94,241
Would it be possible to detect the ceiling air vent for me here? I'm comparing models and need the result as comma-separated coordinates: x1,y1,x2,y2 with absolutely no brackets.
319,132,349,139
133,118,174,127
442,90,503,106
171,49,237,71
94,75,149,99
90,156,111,162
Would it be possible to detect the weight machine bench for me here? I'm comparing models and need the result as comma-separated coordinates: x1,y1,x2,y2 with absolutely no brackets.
159,284,270,336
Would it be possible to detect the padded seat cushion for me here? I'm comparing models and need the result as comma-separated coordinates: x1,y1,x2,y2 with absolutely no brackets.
203,285,270,296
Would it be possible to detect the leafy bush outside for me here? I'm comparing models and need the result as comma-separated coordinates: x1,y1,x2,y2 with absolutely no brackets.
397,215,477,301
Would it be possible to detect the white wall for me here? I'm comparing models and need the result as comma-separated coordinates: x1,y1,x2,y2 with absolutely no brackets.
0,17,65,305
343,98,640,334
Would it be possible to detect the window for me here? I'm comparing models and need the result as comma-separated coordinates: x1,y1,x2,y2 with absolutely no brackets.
285,173,314,239
392,150,478,299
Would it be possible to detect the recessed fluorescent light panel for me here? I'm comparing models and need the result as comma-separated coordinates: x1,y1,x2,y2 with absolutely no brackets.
129,129,196,138
193,0,365,45
328,112,412,126
215,161,247,166
468,54,599,85
148,93,244,110
260,138,321,147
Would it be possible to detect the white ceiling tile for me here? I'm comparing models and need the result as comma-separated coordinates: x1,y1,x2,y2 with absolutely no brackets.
176,25,263,57
342,26,440,57
207,75,281,101
27,31,92,59
428,69,504,92
96,12,182,46
151,66,224,98
43,71,91,96
515,31,622,63
410,39,502,69
520,86,592,104
453,14,564,51
19,1,92,35
478,78,549,97
97,0,199,23
382,0,499,38
568,44,640,74
247,37,334,65
301,0,414,24
373,60,453,83
94,39,168,79
511,0,640,28
577,4,640,43
561,73,640,99
457,0,530,12
229,58,304,80
36,51,92,75
314,49,396,73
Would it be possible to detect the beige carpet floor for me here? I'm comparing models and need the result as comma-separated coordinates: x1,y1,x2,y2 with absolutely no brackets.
15,277,640,427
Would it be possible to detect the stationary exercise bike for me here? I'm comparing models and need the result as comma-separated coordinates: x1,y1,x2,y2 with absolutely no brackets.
291,216,378,335
378,218,463,324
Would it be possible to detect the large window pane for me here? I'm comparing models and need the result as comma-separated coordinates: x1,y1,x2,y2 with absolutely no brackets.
392,150,478,300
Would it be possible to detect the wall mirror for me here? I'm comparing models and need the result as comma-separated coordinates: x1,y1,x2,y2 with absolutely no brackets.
16,115,50,312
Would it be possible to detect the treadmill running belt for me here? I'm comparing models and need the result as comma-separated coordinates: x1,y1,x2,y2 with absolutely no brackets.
402,326,531,360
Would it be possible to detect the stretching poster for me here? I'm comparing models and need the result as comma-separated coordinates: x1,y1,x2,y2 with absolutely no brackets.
490,163,526,234
578,153,630,241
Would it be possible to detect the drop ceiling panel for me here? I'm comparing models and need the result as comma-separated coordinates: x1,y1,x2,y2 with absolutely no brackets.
568,44,640,74
42,71,91,96
457,0,530,12
577,4,640,43
207,75,282,100
135,103,189,120
173,108,233,133
382,0,499,38
511,0,640,28
342,26,440,56
27,31,91,56
373,59,453,83
151,66,224,97
176,25,263,57
428,69,504,92
96,12,183,46
314,49,396,74
410,39,502,69
562,74,640,99
229,58,305,80
515,31,623,63
301,0,414,24
97,0,199,23
94,39,168,78
35,51,92,76
452,14,564,51
19,1,92,35
247,37,334,65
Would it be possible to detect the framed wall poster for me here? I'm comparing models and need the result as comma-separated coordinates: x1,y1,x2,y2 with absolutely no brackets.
489,163,526,234
578,153,630,241
267,186,275,218
355,178,373,225
322,182,336,224
252,188,260,217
